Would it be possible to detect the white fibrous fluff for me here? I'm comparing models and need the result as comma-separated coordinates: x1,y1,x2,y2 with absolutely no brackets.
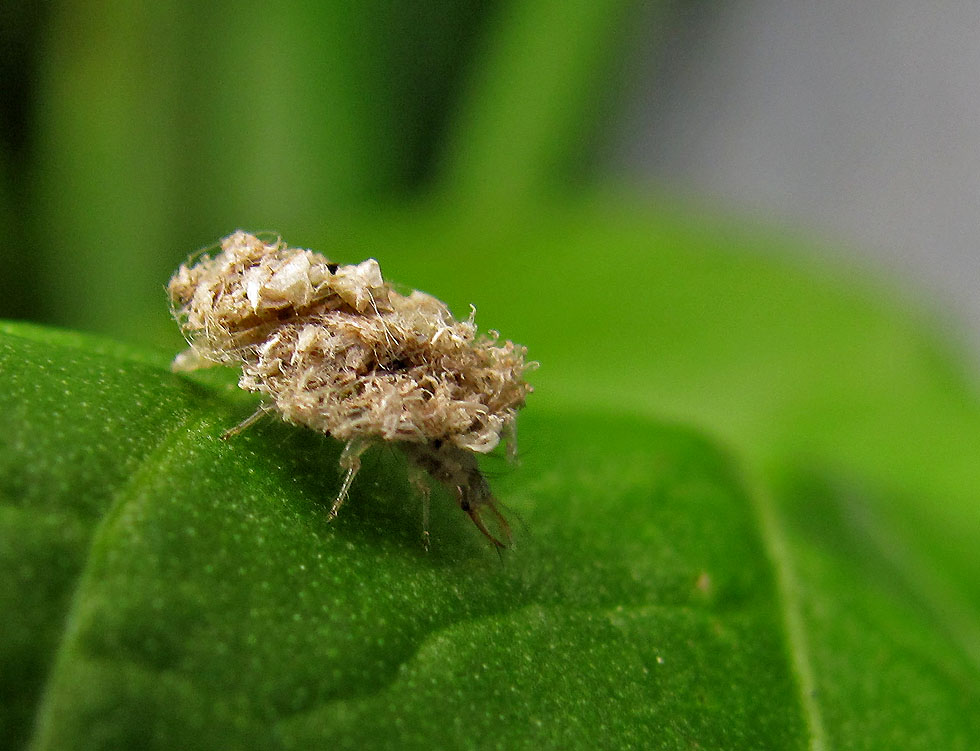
168,231,534,455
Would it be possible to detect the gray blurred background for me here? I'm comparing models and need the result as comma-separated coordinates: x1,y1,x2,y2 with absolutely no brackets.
610,1,980,352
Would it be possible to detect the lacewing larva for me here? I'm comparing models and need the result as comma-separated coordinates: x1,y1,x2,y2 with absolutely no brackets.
168,231,534,548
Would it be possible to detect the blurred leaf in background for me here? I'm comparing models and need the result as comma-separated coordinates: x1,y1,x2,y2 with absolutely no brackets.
0,0,49,324
18,0,502,345
4,0,643,342
3,0,980,748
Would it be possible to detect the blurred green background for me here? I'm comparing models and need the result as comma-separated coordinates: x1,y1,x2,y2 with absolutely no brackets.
0,0,648,349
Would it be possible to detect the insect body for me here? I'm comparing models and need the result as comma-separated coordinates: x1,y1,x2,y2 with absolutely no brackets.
168,231,534,547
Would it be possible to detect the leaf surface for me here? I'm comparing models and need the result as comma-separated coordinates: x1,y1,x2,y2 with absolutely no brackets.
2,321,804,750
326,197,980,749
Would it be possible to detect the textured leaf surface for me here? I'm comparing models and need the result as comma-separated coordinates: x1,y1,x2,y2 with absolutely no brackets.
327,197,980,749
1,322,804,750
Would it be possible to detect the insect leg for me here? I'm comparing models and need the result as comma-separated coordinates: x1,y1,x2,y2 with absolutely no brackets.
220,404,270,440
503,419,519,465
330,438,372,520
406,462,432,551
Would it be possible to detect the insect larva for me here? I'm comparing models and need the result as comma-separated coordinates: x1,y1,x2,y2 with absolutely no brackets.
168,231,534,548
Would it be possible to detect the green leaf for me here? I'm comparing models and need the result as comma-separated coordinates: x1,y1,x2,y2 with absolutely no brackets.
325,196,980,748
2,321,805,749
437,0,644,205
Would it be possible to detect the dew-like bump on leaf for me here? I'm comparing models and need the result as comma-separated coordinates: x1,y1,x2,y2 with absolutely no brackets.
1,321,805,750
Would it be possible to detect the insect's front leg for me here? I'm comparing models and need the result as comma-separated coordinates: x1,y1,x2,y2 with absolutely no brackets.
220,404,271,440
406,462,432,551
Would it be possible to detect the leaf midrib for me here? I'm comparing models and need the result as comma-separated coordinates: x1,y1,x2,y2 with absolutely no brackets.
746,477,828,751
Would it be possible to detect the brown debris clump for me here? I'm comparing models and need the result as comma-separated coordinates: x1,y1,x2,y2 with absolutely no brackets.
168,231,534,547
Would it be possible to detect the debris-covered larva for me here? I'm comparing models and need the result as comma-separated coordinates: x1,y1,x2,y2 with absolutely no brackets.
168,231,535,548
